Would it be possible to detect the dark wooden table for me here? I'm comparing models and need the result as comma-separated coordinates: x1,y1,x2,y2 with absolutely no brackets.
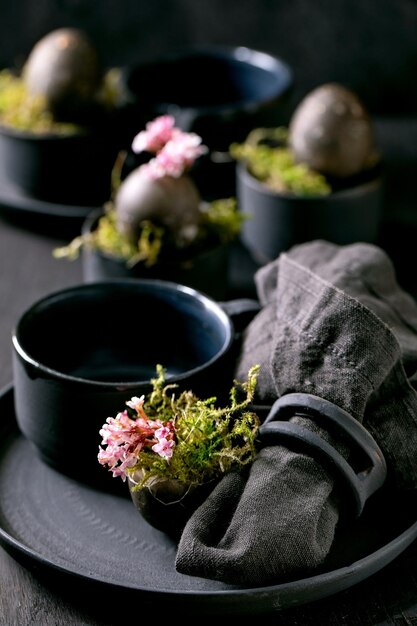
0,207,417,626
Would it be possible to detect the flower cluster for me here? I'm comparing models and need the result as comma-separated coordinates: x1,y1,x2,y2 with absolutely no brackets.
97,364,261,490
131,114,208,180
98,394,176,480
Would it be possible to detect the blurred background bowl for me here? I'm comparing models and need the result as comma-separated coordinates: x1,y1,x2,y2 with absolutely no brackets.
118,45,293,198
0,123,119,207
80,208,232,300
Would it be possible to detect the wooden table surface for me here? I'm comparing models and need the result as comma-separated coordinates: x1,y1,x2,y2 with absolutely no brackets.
0,207,417,626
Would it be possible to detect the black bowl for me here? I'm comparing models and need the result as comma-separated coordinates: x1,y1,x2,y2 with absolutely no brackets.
118,45,293,198
0,123,119,207
81,209,232,300
237,162,384,265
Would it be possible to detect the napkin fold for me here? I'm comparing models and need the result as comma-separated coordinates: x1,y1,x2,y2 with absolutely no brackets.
175,240,417,585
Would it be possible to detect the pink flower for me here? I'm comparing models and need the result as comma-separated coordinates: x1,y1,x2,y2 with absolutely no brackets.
152,437,175,460
155,425,173,440
141,158,169,180
141,130,208,179
97,398,177,480
131,115,208,179
158,131,208,175
131,115,176,154
152,422,176,459
125,395,148,419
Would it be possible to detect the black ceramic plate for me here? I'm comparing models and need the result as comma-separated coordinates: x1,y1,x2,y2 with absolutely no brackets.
0,383,417,616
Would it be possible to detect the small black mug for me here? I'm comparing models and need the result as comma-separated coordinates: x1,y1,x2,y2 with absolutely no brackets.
12,279,259,491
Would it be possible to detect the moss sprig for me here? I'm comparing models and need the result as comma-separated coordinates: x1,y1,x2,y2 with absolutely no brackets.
0,70,78,134
53,196,245,268
130,364,260,488
98,364,261,489
0,67,119,133
230,126,331,197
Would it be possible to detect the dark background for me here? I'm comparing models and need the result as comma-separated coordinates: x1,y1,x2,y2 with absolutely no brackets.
2,0,417,222
1,2,416,132
1,0,417,117
1,5,417,623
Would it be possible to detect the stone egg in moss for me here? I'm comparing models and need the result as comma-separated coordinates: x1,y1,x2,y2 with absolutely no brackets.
288,83,376,178
114,168,202,247
22,27,102,122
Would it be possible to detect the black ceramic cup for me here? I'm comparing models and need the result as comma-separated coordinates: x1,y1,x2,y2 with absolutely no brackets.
12,279,259,491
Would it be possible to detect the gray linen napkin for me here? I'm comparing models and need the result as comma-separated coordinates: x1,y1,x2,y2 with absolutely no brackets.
175,240,417,585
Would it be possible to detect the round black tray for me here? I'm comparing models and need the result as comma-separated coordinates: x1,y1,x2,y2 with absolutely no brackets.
0,384,416,616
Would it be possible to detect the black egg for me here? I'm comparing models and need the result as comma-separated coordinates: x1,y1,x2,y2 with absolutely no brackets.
288,83,375,178
115,168,202,246
23,27,102,122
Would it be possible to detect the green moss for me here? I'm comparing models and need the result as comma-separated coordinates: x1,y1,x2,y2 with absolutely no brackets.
198,197,244,243
98,67,127,109
0,66,120,133
230,127,332,197
53,196,246,267
0,70,79,134
128,364,261,489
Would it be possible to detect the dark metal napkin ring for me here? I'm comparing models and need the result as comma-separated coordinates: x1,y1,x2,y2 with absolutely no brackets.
258,393,387,517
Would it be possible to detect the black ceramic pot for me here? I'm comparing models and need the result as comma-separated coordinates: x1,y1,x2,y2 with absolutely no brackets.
236,161,384,265
119,46,293,199
0,123,119,206
81,209,232,300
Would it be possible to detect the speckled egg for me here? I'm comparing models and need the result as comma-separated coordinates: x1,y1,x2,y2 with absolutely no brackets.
23,27,102,122
115,168,202,246
288,83,375,178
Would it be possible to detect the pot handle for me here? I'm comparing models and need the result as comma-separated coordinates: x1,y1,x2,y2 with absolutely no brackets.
219,298,261,335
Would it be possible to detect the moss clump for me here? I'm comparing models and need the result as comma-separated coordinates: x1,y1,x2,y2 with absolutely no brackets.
0,70,79,134
230,127,332,197
128,364,261,489
198,196,244,243
0,68,120,134
53,196,245,268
